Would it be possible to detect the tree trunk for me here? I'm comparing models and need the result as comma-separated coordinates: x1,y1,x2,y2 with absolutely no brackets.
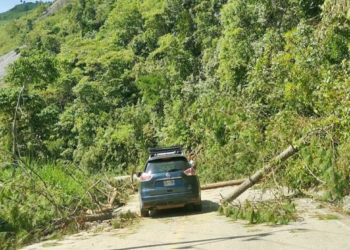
80,212,113,222
201,179,245,190
109,189,119,206
12,85,25,161
221,144,299,204
68,208,123,224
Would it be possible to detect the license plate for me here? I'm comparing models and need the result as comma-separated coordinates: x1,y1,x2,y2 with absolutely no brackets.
164,179,175,187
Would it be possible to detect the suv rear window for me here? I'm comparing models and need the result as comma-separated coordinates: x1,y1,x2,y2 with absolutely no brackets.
146,157,191,174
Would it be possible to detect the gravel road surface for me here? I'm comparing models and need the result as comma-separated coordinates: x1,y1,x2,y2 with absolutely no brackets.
21,186,350,250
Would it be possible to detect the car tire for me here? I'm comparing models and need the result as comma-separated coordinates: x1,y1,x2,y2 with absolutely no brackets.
140,209,149,217
194,202,202,212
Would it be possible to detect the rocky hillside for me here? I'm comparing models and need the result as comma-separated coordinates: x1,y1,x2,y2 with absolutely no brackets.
0,50,20,87
43,0,72,17
0,0,72,86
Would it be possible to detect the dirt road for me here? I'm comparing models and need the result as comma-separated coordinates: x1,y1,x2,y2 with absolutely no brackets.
22,186,350,250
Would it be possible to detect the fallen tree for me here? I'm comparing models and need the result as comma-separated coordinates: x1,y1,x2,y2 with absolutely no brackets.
73,207,123,223
220,129,325,204
201,179,245,190
55,129,329,224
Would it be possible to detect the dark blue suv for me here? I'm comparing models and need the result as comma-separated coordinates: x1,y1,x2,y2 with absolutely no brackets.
137,146,201,217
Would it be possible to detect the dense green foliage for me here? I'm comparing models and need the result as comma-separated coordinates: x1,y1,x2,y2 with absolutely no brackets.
0,2,50,55
1,0,350,247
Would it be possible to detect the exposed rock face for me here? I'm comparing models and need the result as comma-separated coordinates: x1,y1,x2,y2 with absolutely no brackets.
0,50,21,88
42,0,73,17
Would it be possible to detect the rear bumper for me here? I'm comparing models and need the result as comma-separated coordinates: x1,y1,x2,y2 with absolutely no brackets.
140,192,201,210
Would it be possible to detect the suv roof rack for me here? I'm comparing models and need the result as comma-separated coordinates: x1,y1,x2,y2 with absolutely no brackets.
149,146,183,158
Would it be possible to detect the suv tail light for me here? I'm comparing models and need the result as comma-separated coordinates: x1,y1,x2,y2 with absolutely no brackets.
184,167,196,176
140,173,153,182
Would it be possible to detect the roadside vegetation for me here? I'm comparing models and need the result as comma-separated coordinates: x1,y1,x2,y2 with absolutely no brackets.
0,159,135,250
1,0,350,248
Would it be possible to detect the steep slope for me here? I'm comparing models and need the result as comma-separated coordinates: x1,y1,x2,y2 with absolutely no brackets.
0,0,72,86
43,0,73,17
0,2,39,24
0,50,20,87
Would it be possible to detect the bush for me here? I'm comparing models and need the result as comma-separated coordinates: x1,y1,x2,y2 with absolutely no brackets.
0,160,134,249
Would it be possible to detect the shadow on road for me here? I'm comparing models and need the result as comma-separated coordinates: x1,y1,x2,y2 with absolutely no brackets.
148,199,220,218
107,231,279,250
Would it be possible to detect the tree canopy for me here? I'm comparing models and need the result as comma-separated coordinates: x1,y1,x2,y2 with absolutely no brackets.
0,0,349,187
1,0,350,248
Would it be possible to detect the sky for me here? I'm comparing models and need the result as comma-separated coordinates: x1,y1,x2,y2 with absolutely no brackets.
0,0,52,14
